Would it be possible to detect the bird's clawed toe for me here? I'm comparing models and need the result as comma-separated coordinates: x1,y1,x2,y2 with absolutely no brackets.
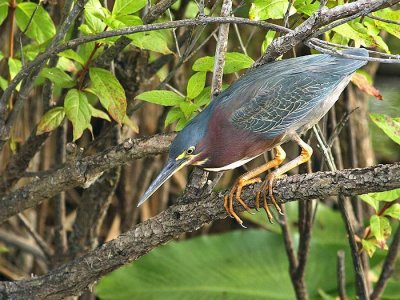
224,177,262,226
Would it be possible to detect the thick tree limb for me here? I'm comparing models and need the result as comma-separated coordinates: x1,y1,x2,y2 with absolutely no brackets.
0,163,399,299
259,0,400,64
0,134,176,224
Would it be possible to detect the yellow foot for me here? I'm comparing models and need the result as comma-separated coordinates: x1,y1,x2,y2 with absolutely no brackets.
224,177,261,227
256,173,284,223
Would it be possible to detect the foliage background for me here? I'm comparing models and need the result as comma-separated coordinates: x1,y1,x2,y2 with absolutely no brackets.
0,0,399,299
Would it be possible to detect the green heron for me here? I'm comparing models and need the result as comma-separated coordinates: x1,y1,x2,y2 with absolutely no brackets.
138,48,368,226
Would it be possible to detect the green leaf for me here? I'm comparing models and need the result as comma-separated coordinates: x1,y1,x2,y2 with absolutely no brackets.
249,0,297,21
0,245,8,254
193,86,211,107
370,113,400,145
0,50,3,61
370,215,391,249
359,194,379,212
384,203,400,220
89,104,111,122
0,0,8,25
293,0,319,16
330,32,350,46
362,239,377,257
8,57,21,79
372,9,400,39
176,116,190,131
8,58,21,91
96,230,296,300
164,107,184,128
59,49,85,66
130,31,172,54
187,72,206,99
15,2,56,44
36,107,65,135
122,115,139,133
332,22,377,48
193,52,254,74
112,0,146,16
114,15,143,26
0,76,7,91
89,68,127,124
96,213,361,300
40,68,75,88
64,89,92,141
361,189,400,203
261,31,276,53
179,102,198,119
136,90,184,106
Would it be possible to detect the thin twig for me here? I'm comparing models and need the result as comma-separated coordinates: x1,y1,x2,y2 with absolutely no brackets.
337,250,348,300
17,214,53,260
367,13,400,25
370,225,400,300
211,0,232,96
338,194,370,300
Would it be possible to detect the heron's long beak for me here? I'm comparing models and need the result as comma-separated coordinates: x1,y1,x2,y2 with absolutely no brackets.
137,158,190,206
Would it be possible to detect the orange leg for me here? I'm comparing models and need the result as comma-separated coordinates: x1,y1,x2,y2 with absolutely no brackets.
261,134,313,223
224,146,286,227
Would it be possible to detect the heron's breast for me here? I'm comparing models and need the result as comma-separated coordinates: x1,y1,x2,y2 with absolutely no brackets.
200,107,283,170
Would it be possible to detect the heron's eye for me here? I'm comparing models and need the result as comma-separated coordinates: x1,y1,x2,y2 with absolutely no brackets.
186,146,195,155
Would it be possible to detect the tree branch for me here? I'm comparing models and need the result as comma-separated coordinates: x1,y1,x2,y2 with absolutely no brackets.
0,163,399,299
0,134,175,223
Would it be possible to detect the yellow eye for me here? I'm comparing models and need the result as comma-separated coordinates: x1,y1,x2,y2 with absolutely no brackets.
186,146,195,155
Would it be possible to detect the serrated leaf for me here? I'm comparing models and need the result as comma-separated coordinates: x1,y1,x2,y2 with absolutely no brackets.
59,49,85,66
384,204,400,220
249,0,297,20
122,115,139,133
89,104,111,122
136,90,184,106
15,2,56,44
370,114,400,145
89,68,127,124
351,72,382,100
112,0,146,16
0,0,8,25
362,239,377,257
370,215,391,249
164,108,184,128
179,102,198,119
130,31,172,54
187,72,206,99
40,68,75,88
193,52,254,74
64,89,92,141
36,107,65,135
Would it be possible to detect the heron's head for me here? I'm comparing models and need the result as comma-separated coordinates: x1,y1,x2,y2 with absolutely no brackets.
137,112,210,206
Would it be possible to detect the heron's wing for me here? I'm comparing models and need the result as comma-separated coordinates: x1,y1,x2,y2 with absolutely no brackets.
227,53,366,139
